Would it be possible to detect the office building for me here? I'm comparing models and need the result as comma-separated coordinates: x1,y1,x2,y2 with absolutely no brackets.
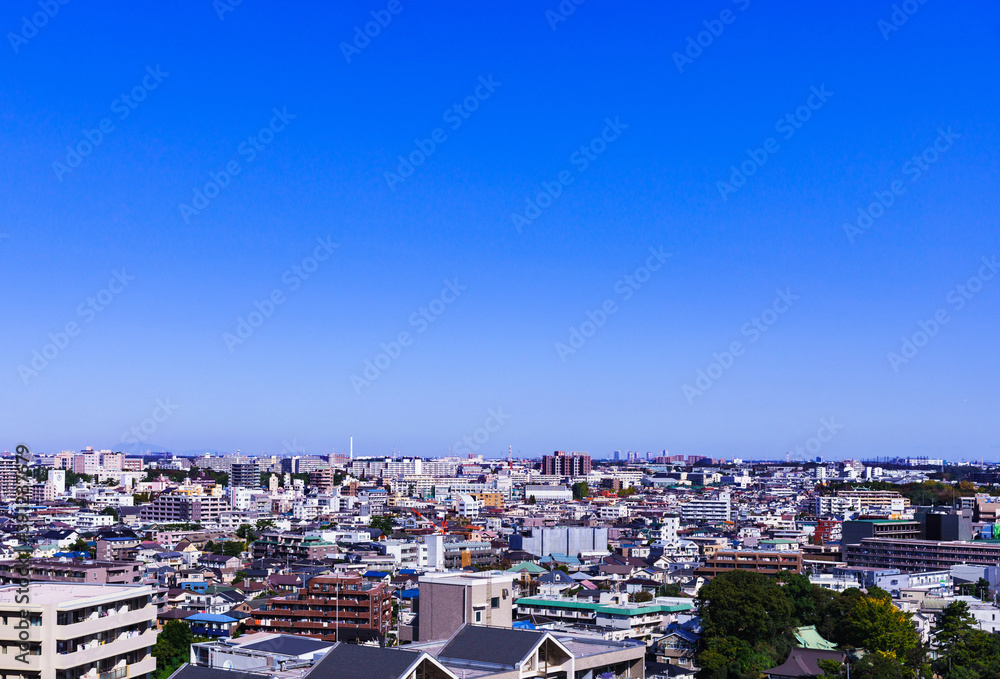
845,538,1000,572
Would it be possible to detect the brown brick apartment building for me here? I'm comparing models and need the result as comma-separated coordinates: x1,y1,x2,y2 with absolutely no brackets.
695,550,803,577
245,574,391,640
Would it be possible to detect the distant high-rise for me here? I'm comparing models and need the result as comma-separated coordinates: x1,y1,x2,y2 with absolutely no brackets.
541,451,591,477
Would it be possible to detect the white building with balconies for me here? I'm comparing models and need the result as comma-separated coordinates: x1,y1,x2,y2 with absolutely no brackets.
0,583,157,679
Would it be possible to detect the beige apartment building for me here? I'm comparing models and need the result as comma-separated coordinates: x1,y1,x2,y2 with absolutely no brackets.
0,583,157,679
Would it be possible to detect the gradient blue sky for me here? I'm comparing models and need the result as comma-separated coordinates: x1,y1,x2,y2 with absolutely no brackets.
2,1,998,461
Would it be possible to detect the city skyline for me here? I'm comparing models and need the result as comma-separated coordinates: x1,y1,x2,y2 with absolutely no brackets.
3,2,998,460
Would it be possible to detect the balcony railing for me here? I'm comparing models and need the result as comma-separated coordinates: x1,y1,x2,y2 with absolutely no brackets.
99,668,127,679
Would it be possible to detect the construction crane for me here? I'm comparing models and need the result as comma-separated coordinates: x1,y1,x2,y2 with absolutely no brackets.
402,506,446,534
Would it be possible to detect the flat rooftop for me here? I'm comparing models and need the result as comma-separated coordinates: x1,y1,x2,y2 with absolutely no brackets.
0,583,149,606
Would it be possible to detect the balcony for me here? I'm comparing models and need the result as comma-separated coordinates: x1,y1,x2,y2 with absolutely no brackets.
53,629,158,670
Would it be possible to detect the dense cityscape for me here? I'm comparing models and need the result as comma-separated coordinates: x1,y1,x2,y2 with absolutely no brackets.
5,1,997,678
2,446,1000,679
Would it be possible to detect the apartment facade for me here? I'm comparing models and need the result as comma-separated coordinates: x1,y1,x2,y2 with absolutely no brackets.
845,538,1000,572
0,583,157,679
542,451,592,478
139,494,226,523
681,494,732,523
0,560,144,586
246,575,391,641
250,533,338,561
695,549,803,577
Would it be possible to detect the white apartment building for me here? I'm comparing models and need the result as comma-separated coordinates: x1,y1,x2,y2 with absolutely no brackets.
0,583,157,679
812,496,862,517
681,493,731,523
456,495,481,519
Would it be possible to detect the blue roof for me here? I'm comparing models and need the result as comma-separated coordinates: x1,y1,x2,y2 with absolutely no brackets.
513,620,536,630
364,571,389,578
185,613,237,623
399,568,417,574
399,588,420,599
53,551,90,558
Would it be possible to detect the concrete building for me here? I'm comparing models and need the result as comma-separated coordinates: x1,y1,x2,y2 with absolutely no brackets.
695,550,803,577
414,573,514,642
245,574,391,641
680,494,731,523
845,538,1000,571
230,462,260,489
0,582,157,679
456,495,480,519
0,560,144,586
139,493,226,524
842,519,921,548
510,527,610,558
524,486,573,503
542,451,592,478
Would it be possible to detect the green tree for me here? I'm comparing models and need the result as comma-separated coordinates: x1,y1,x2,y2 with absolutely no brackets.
630,590,653,602
100,506,118,516
152,620,193,679
844,596,919,656
255,518,276,532
697,636,776,679
236,524,256,544
232,570,247,585
370,515,394,536
698,570,793,647
222,541,244,557
571,481,589,500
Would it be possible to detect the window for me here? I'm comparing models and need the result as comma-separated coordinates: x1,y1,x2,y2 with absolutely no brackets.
491,597,500,608
475,611,482,623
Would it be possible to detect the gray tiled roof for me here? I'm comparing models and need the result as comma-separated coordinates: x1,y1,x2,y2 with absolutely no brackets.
438,626,545,667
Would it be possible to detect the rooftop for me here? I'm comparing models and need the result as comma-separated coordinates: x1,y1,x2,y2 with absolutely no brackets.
0,583,151,606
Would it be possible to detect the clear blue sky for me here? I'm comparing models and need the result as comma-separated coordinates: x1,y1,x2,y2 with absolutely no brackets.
2,1,998,461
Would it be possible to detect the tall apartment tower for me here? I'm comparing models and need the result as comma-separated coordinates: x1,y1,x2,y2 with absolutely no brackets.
541,451,592,477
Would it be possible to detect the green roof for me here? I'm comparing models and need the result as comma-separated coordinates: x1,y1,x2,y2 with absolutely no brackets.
794,625,838,651
507,561,547,574
515,597,693,616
